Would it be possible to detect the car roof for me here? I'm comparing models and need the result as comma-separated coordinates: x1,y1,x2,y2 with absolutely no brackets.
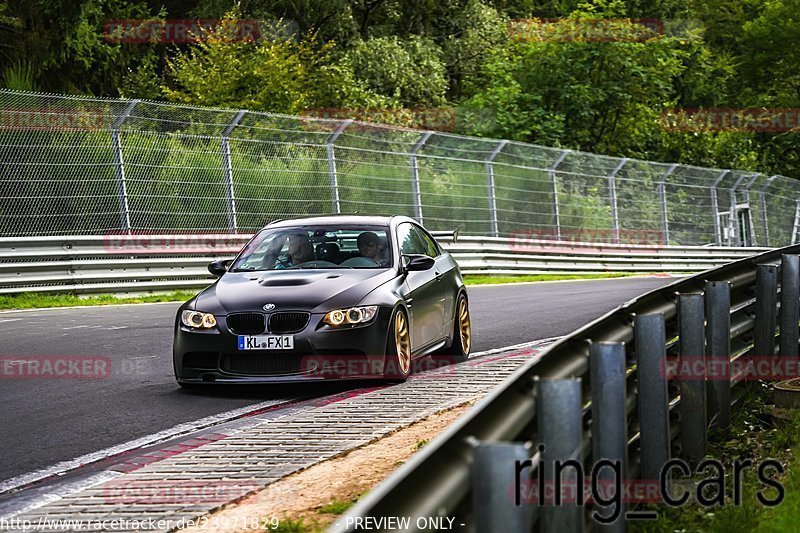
264,214,415,229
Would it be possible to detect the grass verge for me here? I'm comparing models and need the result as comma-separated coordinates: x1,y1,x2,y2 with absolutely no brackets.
463,272,647,285
0,291,198,310
0,274,652,310
630,384,800,532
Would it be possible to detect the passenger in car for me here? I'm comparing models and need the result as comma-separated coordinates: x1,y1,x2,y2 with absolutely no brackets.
357,231,386,264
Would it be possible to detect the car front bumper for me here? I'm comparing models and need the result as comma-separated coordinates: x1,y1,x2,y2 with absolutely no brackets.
173,307,394,384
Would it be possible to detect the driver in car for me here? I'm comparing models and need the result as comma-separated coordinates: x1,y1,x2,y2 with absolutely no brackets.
277,233,314,268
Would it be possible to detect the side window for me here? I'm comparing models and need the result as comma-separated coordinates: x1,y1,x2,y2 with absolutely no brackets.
414,227,440,258
397,223,426,255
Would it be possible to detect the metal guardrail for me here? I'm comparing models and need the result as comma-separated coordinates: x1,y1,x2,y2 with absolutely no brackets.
333,244,800,532
0,235,765,294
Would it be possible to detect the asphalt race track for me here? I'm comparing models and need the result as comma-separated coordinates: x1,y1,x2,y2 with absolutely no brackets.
0,276,673,484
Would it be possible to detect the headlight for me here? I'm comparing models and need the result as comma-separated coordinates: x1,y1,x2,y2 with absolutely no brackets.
181,310,217,329
323,306,378,327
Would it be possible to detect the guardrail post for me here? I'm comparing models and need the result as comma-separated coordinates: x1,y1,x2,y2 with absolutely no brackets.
473,442,533,532
537,378,584,533
711,170,729,246
635,314,671,485
549,150,569,241
706,281,731,431
326,119,351,214
759,176,777,247
410,131,433,224
589,342,627,532
658,165,677,245
221,110,246,232
485,140,508,237
754,264,779,358
110,99,139,233
678,293,707,462
780,255,800,359
607,158,627,243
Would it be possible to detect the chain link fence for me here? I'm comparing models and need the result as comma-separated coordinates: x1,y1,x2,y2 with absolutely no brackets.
1,89,799,246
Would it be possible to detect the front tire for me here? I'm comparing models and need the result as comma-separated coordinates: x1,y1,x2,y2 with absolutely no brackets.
436,293,471,364
385,308,412,382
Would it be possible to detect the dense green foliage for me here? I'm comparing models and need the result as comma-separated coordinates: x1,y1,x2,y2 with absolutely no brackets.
1,0,799,177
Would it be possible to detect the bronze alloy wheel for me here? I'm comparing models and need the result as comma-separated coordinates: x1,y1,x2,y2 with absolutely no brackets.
457,297,471,354
394,310,411,375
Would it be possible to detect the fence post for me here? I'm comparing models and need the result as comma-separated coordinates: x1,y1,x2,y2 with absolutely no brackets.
537,378,584,533
780,255,800,359
706,281,731,431
549,150,569,241
607,158,627,243
742,173,762,247
711,170,729,246
221,110,246,233
485,140,508,237
326,119,351,214
472,442,533,532
678,293,707,462
657,164,677,245
635,314,671,485
759,176,777,247
410,131,433,224
589,342,627,532
727,173,748,246
754,264,779,358
110,99,139,233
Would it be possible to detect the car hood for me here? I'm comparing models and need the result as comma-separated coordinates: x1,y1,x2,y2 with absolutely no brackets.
194,268,397,314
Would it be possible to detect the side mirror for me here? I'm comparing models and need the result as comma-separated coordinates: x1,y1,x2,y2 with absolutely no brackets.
208,259,232,277
402,254,435,272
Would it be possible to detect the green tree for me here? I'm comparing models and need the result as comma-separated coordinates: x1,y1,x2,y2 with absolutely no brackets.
163,18,390,112
342,35,448,107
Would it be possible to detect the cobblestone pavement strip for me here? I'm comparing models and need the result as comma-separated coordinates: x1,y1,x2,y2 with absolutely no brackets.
2,340,553,532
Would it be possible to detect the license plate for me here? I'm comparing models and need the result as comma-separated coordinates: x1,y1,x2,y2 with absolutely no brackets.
237,335,294,350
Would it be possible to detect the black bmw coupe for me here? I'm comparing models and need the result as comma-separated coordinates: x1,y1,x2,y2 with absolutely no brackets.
172,215,471,385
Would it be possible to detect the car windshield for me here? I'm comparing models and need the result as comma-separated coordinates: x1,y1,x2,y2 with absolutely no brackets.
231,225,392,271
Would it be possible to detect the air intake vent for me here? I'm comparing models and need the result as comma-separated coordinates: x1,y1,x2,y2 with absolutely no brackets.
269,312,310,334
226,313,266,335
221,353,302,375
